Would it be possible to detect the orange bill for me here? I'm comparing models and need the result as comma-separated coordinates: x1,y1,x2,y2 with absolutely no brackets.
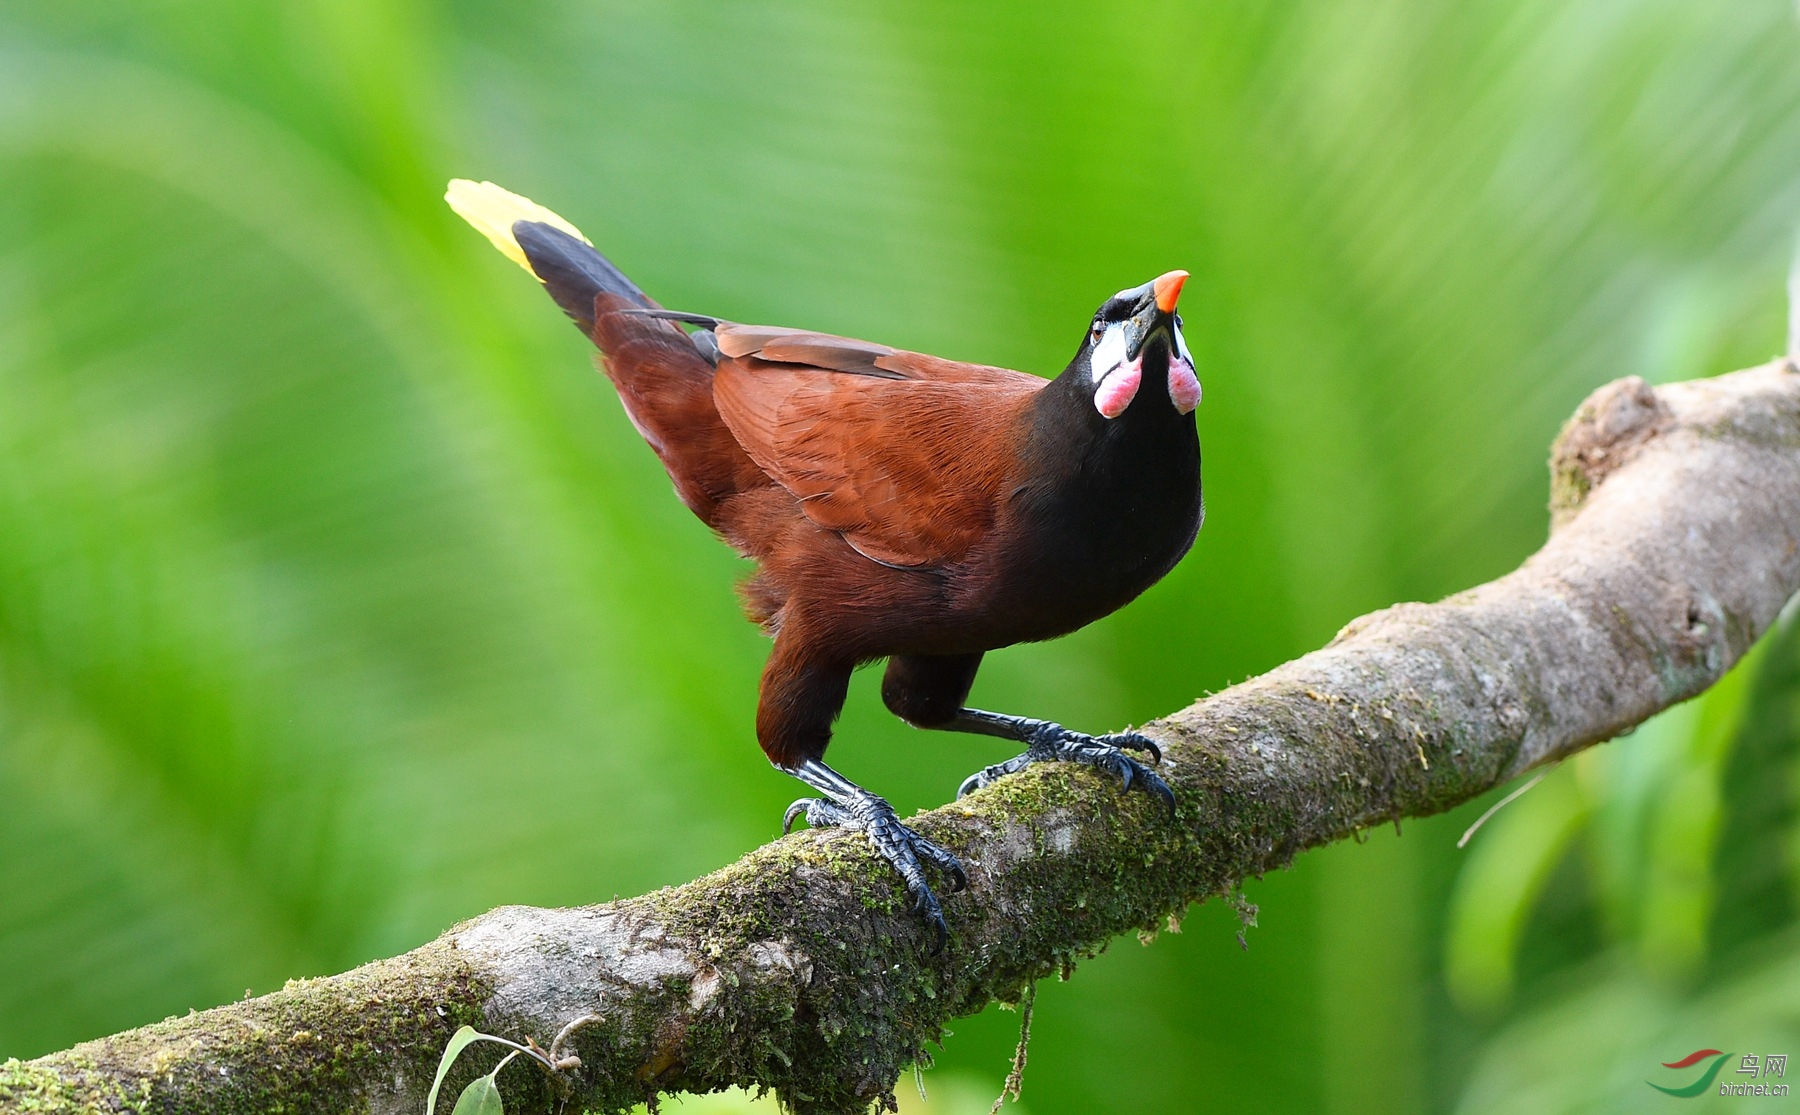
1153,270,1189,314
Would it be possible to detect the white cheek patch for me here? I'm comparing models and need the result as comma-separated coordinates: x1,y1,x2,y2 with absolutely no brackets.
1089,322,1140,418
1089,323,1128,383
1168,325,1201,414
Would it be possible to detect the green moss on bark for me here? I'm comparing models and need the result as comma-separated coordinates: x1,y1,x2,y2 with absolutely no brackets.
0,1056,153,1114
10,944,493,1115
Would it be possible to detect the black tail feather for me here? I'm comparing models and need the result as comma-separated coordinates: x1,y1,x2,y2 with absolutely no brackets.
513,220,647,332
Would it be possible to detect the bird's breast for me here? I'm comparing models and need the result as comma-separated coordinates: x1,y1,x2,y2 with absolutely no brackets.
962,425,1202,643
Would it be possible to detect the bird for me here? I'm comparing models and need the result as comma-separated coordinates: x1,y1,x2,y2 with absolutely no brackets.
447,180,1203,948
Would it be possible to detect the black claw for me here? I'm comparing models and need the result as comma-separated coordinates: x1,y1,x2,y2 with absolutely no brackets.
956,753,1034,800
958,724,1179,820
779,781,966,951
1109,731,1162,765
1149,773,1178,821
1108,755,1177,821
918,897,949,954
914,834,969,892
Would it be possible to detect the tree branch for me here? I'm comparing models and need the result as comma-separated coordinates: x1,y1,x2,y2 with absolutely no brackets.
6,361,1799,1115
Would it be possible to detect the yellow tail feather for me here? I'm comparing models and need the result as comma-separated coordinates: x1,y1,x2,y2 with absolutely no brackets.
444,179,590,277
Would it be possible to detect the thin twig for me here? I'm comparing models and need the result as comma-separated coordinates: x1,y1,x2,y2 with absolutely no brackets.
1457,770,1548,848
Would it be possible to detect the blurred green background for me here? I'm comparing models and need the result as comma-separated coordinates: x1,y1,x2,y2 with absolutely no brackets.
2,2,1799,1112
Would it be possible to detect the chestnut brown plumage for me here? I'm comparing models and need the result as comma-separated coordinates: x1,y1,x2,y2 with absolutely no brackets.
447,181,1203,947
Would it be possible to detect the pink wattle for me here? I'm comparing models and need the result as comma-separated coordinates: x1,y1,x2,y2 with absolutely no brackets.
1094,358,1142,418
1168,356,1201,414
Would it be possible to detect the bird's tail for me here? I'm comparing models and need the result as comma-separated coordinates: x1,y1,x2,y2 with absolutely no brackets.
445,179,761,526
445,179,649,332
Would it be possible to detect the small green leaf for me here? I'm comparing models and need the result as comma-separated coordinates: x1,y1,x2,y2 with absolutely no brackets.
450,1073,504,1115
426,1026,486,1115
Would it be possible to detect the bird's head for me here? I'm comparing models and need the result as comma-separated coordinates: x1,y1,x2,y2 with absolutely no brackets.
1078,270,1199,419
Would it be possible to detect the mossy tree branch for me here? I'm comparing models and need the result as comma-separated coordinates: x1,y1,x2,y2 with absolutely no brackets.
6,361,1800,1115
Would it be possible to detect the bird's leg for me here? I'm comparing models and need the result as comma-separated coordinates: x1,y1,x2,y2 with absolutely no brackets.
948,709,1175,817
781,757,968,950
762,643,964,947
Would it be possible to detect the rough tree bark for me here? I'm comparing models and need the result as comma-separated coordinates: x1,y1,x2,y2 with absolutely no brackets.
5,360,1799,1115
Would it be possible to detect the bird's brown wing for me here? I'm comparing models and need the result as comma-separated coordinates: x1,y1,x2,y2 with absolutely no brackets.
710,325,1045,568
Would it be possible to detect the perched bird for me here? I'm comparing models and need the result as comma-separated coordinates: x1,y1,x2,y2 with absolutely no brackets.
447,180,1203,946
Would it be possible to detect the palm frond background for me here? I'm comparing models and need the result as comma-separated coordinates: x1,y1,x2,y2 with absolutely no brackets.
2,3,1798,1111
